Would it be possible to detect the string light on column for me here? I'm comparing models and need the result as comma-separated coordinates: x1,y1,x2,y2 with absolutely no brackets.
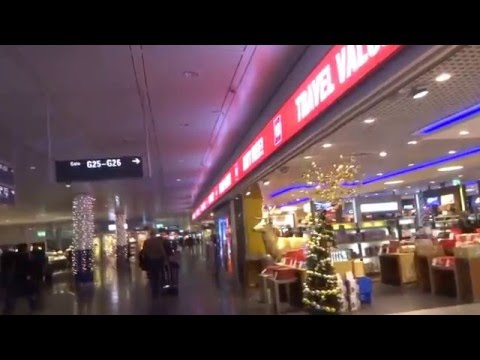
115,212,128,260
72,194,95,278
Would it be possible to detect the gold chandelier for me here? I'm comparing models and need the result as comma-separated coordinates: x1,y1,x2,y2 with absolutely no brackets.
302,155,359,204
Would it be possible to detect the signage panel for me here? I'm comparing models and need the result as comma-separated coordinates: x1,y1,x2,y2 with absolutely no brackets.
55,156,143,182
193,45,403,220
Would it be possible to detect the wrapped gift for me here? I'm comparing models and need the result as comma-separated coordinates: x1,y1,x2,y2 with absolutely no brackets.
273,267,297,280
453,245,480,259
344,273,361,312
336,274,348,313
262,265,288,276
348,293,361,312
352,260,365,277
432,256,456,268
416,244,444,257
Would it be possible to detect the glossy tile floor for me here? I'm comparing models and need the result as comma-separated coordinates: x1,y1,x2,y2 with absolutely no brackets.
1,245,476,315
4,245,271,315
392,303,480,315
354,282,459,315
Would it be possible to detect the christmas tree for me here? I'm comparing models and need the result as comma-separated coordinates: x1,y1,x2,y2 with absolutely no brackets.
301,156,359,314
303,210,340,313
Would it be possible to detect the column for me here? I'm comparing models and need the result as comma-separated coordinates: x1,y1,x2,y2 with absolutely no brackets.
115,211,128,264
72,194,95,283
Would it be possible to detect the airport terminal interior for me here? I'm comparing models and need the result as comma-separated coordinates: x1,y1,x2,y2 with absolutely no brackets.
2,45,480,315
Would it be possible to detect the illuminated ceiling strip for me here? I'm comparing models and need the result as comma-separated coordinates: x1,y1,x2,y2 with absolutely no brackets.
269,184,316,199
270,181,358,199
362,145,480,185
418,102,480,135
278,197,311,208
272,146,480,196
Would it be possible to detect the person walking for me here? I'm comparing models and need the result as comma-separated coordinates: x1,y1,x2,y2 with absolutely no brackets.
2,244,36,315
142,229,169,299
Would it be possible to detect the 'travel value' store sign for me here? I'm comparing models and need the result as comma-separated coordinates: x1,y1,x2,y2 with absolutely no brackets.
193,45,403,220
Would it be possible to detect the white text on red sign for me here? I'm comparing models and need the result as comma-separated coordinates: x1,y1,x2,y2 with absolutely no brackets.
242,137,265,172
295,45,386,123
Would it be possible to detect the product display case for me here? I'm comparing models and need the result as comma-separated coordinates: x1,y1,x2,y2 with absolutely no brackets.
46,250,68,273
334,220,393,274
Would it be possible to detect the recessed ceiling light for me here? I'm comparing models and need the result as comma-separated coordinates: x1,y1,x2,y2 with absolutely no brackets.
407,140,418,145
404,193,409,195
374,193,379,196
322,143,333,148
263,180,270,186
437,165,464,172
246,191,251,196
448,150,456,154
430,181,435,184
296,198,300,201
407,186,411,189
435,73,451,82
458,175,463,178
304,155,313,160
29,166,36,170
183,71,199,78
459,130,470,136
412,88,429,99
376,173,383,176
384,180,404,185
65,184,71,188
379,151,387,157
210,212,214,216
363,118,376,124
408,163,415,167
467,188,475,192
176,178,181,182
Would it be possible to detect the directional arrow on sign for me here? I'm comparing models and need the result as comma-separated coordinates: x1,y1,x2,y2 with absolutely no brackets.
132,158,141,164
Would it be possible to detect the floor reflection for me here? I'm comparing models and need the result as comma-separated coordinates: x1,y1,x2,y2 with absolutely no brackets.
2,245,269,315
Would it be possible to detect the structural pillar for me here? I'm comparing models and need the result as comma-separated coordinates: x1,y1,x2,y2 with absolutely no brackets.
72,194,95,283
115,211,128,264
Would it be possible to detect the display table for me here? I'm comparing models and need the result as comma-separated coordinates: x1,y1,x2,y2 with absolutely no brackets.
415,254,435,292
246,258,266,287
430,265,457,298
379,253,416,286
454,257,480,302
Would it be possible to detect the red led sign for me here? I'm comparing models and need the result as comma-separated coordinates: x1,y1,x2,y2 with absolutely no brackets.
193,45,403,220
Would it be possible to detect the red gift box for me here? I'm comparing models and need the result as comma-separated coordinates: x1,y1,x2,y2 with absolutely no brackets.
263,265,289,276
439,239,456,250
273,267,298,280
432,256,456,268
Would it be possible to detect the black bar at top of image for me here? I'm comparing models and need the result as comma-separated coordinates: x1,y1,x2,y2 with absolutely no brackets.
55,156,143,183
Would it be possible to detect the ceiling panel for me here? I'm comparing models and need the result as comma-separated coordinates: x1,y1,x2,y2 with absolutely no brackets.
262,45,480,206
0,45,304,225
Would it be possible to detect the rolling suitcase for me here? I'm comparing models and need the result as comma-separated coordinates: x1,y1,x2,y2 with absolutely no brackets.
163,262,179,295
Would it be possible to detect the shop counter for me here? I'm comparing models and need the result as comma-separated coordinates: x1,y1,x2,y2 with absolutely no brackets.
379,253,416,286
454,258,480,302
415,254,435,292
430,265,457,298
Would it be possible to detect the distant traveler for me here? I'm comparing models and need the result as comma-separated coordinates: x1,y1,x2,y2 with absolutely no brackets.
142,229,169,299
2,244,37,315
